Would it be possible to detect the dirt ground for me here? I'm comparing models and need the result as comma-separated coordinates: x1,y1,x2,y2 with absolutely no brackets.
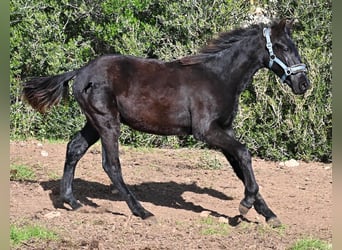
10,140,332,250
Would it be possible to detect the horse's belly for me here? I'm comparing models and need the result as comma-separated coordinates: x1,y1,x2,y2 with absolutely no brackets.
117,99,191,136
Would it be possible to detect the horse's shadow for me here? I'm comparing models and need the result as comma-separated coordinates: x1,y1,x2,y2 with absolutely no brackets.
40,178,249,226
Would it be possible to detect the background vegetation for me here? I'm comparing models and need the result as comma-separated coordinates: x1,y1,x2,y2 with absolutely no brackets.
10,0,332,162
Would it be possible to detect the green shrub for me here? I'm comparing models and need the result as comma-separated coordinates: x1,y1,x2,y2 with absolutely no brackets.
10,0,331,162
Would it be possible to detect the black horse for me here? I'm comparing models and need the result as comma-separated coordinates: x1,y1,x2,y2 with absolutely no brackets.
22,19,310,227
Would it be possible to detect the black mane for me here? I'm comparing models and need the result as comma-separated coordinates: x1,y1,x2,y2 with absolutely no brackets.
178,23,265,65
200,24,262,54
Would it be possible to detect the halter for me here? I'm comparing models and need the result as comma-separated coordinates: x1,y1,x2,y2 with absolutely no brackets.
263,27,307,83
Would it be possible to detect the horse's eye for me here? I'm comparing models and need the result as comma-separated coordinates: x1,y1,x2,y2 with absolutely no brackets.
275,43,289,52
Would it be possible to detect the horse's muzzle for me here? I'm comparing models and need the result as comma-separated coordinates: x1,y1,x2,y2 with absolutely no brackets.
299,77,311,93
287,73,311,95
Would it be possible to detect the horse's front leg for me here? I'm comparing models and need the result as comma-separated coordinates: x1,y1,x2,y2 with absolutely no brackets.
201,123,281,226
222,150,281,227
61,122,99,209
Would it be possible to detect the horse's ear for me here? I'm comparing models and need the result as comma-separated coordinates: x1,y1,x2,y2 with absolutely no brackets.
279,18,294,35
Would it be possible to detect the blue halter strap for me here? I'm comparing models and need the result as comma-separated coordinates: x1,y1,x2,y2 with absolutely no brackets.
263,27,307,83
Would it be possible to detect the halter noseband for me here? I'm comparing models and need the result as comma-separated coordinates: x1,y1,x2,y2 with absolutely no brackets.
263,27,307,83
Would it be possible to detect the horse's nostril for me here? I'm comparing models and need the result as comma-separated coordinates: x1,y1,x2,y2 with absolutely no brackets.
300,81,308,91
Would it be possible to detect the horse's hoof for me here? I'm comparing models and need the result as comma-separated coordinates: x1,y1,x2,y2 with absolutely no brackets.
266,217,282,228
141,210,154,220
133,208,154,220
68,200,82,210
239,203,250,217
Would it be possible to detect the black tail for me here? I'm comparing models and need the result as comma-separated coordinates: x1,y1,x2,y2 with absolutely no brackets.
22,70,78,113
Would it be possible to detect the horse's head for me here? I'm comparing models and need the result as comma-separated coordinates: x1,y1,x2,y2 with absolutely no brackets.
264,19,310,95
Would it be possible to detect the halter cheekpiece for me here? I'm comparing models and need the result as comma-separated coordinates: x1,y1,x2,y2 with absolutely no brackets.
263,27,307,83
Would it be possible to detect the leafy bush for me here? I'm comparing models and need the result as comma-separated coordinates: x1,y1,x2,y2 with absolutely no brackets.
10,0,331,162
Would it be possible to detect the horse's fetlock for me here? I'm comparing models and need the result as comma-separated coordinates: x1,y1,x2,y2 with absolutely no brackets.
245,184,259,198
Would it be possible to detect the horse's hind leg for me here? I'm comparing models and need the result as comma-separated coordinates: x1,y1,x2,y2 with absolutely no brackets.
60,121,99,209
85,109,153,219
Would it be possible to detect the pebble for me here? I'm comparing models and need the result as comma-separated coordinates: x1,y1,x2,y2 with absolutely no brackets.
218,216,229,224
110,186,119,194
279,159,299,167
41,150,49,157
44,211,61,219
199,210,211,218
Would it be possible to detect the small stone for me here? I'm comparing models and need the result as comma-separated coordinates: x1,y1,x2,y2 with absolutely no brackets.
37,142,43,147
287,159,299,167
218,216,228,224
279,162,285,167
200,210,211,218
279,159,299,167
41,150,49,157
110,186,119,194
44,211,61,219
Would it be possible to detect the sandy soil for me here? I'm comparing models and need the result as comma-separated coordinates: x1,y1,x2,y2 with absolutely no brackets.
10,140,332,249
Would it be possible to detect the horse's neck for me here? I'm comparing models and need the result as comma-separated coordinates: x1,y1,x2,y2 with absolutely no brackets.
206,34,266,92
